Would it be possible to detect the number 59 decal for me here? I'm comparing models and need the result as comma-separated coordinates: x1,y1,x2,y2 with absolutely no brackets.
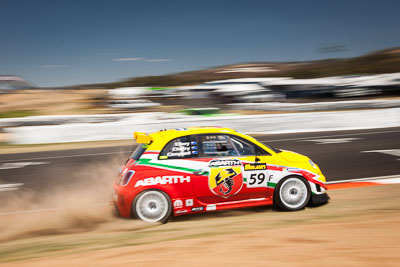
246,172,268,188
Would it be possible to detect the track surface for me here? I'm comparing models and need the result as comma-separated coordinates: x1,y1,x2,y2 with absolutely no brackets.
0,127,399,194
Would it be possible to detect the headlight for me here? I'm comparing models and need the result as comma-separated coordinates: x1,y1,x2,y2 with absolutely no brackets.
309,159,317,169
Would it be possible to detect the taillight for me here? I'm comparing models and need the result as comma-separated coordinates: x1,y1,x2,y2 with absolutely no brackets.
120,170,135,186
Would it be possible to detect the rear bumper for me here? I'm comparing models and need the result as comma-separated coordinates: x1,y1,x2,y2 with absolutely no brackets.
311,193,329,206
113,186,136,218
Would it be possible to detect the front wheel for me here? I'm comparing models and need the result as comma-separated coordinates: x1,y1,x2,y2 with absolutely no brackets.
132,190,172,223
274,176,311,211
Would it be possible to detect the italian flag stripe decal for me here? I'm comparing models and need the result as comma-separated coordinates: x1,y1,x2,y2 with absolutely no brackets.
136,158,207,174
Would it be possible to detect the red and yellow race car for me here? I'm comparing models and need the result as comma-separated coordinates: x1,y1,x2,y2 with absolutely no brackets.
113,127,328,223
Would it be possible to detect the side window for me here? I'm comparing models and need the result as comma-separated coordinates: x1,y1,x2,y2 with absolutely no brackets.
159,135,198,159
196,134,239,157
230,136,271,156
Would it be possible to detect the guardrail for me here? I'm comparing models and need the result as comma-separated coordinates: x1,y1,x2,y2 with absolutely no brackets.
229,99,400,111
4,108,400,144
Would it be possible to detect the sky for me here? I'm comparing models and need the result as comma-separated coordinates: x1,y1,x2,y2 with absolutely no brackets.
1,0,400,87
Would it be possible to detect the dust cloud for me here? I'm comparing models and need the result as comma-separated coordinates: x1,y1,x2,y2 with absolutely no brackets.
0,155,149,242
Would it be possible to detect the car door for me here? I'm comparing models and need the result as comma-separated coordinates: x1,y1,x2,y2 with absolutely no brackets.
190,134,270,204
229,135,272,196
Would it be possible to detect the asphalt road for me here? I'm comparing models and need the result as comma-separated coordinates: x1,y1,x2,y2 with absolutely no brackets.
0,127,399,194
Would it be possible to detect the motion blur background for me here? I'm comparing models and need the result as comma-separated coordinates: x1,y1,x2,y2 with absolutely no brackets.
1,1,400,266
1,0,400,132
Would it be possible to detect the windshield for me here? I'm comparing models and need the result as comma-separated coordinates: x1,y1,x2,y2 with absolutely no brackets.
266,145,282,153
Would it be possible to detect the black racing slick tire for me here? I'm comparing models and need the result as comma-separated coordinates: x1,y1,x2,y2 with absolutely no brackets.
132,190,172,224
274,176,311,211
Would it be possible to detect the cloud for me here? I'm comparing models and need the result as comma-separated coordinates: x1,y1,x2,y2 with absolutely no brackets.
112,57,171,62
145,59,171,62
112,57,144,61
96,52,118,56
319,44,347,53
41,65,69,68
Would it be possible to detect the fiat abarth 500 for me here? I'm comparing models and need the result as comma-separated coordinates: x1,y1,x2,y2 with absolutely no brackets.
113,127,329,223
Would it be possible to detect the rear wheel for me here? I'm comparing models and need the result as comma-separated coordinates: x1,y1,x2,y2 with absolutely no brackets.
133,190,171,223
274,176,310,211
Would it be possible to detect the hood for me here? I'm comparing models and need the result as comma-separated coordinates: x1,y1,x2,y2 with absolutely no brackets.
278,150,325,182
278,150,310,163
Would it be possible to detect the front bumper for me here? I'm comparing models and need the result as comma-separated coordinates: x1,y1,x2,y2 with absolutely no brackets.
311,193,329,206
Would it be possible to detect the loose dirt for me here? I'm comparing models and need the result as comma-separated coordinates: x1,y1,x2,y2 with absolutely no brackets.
0,184,399,266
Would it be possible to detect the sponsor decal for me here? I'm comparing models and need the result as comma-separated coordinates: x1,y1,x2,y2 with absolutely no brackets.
209,159,243,198
191,207,204,212
173,200,183,209
167,141,199,158
171,146,190,152
175,209,189,214
185,199,194,207
134,175,191,187
167,151,191,157
244,163,267,171
206,204,217,211
209,159,241,167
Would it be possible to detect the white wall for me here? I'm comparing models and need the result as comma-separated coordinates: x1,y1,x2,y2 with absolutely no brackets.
5,108,400,144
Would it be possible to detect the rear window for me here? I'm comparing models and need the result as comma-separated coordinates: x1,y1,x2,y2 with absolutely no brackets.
159,135,198,159
130,144,147,160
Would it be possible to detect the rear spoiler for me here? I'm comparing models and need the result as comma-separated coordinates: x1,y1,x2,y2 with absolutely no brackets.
134,132,152,144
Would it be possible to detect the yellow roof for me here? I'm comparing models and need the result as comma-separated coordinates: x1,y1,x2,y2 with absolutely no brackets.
134,127,237,144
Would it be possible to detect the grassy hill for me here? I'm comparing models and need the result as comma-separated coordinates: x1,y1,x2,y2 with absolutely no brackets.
79,47,400,89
